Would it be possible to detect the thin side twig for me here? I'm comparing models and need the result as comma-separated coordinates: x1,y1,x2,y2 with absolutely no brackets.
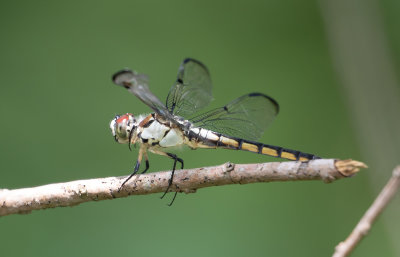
0,159,366,217
333,165,400,257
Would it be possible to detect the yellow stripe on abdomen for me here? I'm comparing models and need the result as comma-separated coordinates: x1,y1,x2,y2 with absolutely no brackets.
280,151,297,160
261,146,279,157
299,156,311,161
241,142,259,153
219,136,239,148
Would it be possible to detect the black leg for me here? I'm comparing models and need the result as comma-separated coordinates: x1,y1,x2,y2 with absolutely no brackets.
141,159,150,174
160,153,184,205
118,159,141,191
168,192,178,206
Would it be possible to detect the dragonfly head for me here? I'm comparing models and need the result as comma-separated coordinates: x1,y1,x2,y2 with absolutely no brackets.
110,113,137,144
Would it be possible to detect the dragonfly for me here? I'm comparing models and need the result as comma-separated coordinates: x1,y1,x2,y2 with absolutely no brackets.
110,58,320,205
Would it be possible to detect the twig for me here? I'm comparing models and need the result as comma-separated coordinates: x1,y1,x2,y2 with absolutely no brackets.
0,159,366,217
333,165,400,257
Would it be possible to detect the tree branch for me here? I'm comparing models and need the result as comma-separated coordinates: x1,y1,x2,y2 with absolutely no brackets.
0,159,366,217
333,165,400,257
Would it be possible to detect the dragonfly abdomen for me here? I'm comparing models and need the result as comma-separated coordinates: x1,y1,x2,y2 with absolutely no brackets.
225,137,319,161
188,128,320,161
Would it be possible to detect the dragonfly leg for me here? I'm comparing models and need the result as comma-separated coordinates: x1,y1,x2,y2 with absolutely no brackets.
141,152,150,174
118,146,145,191
161,153,184,206
149,149,183,205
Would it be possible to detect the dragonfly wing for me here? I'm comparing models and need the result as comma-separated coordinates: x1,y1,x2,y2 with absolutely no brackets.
112,69,174,120
190,93,279,141
166,58,213,117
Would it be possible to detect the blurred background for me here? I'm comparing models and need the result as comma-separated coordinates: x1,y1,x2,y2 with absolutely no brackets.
0,0,399,256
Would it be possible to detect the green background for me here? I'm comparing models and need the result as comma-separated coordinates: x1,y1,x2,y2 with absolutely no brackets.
0,1,399,256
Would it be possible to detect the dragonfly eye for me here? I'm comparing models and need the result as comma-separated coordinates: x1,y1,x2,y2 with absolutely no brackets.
110,114,136,144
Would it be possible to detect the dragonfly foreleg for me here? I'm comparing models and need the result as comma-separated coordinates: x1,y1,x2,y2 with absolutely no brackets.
118,145,146,191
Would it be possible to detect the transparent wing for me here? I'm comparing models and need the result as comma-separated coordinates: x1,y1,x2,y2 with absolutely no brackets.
166,58,213,117
190,93,279,141
112,69,175,121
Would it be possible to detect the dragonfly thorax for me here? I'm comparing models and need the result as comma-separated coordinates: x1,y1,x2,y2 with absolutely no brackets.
110,113,137,144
